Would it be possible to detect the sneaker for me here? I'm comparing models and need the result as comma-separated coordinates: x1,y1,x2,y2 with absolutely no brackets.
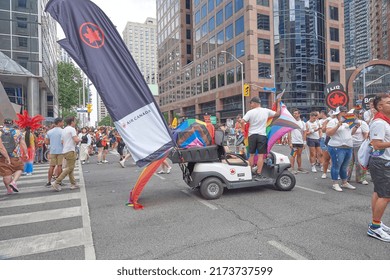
157,170,165,174
102,160,108,163
332,184,343,192
254,174,272,182
81,160,85,165
311,166,317,173
341,182,356,190
6,188,13,195
297,168,309,174
97,161,103,165
9,181,19,193
25,173,32,176
381,222,390,234
51,181,62,192
166,167,172,174
70,184,80,190
293,170,298,175
119,160,125,168
321,173,327,179
320,166,323,172
367,226,390,242
361,180,369,185
45,182,52,188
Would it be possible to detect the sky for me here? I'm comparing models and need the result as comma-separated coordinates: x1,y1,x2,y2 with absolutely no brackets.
57,0,157,126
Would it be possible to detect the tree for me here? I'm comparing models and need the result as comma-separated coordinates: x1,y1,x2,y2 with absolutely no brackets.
57,62,84,115
99,115,113,126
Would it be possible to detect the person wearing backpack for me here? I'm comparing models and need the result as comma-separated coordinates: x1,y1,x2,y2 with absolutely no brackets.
366,94,390,242
0,118,28,194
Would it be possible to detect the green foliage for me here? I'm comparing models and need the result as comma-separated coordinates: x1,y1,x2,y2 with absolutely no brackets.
57,62,84,115
99,115,112,126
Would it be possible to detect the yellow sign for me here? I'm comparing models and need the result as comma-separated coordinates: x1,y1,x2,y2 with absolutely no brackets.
87,103,92,113
243,83,250,97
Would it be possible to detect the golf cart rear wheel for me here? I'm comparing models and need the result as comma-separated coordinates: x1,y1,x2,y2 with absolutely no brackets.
200,177,224,200
275,170,296,191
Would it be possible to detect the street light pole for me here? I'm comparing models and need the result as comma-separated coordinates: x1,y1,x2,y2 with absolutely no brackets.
365,72,390,88
221,51,245,116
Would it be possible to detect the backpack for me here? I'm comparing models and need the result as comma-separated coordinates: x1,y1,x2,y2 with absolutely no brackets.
357,138,372,170
1,130,16,156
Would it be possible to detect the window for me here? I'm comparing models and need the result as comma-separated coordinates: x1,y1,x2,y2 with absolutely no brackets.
217,30,224,46
236,65,242,81
227,68,235,85
258,38,270,54
218,53,225,67
216,0,222,6
186,14,191,24
216,9,223,26
186,29,191,39
235,40,245,57
226,46,234,62
258,63,271,78
225,24,233,41
195,28,201,41
257,14,270,30
201,4,207,19
17,17,27,28
187,44,192,54
202,23,208,37
203,79,209,92
209,16,215,32
18,0,27,8
208,0,214,12
210,56,216,70
330,27,339,41
331,70,340,82
18,37,27,47
235,16,244,35
209,36,216,51
225,2,233,20
210,76,217,90
235,0,243,12
194,0,200,7
195,10,201,25
329,6,339,21
218,73,225,87
330,48,340,62
256,0,269,6
186,0,191,9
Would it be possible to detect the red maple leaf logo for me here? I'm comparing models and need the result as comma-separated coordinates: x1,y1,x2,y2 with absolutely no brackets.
83,26,101,44
330,94,345,106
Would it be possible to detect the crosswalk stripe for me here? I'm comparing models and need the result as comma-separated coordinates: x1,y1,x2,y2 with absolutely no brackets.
0,193,81,209
0,206,81,227
16,176,80,184
0,228,85,260
19,169,80,175
0,184,77,195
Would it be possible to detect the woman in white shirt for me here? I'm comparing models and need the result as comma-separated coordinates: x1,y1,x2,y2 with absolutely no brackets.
326,106,356,192
347,110,369,184
78,127,91,164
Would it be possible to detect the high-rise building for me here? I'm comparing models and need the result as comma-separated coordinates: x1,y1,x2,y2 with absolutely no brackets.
0,0,58,118
123,18,158,85
370,0,390,60
344,0,371,68
157,0,345,122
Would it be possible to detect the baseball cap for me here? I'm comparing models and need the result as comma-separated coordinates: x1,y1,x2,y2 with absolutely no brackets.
249,97,261,104
331,106,348,116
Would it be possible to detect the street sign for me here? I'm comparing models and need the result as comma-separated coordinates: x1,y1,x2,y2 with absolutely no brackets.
263,87,276,92
77,108,87,113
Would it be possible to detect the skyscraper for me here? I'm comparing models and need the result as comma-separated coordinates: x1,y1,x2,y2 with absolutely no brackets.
370,0,390,60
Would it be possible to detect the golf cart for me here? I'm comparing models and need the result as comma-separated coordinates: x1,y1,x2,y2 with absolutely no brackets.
170,130,296,200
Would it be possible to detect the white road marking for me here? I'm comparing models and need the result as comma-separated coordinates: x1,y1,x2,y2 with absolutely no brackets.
181,189,218,210
268,240,307,260
0,192,81,208
0,228,85,260
295,185,326,195
153,173,166,180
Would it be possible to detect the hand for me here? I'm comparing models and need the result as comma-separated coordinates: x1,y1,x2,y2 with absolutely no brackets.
24,154,29,160
6,158,11,165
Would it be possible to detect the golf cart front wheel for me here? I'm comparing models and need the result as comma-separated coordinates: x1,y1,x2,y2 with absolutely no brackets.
200,177,224,200
275,171,296,191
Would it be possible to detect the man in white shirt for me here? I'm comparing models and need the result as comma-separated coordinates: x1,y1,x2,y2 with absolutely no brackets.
367,94,390,242
51,117,80,191
241,96,281,181
288,109,308,174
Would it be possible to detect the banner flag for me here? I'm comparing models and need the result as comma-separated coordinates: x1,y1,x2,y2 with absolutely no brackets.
45,0,174,167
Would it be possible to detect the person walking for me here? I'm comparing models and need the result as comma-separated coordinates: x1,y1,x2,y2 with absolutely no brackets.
288,109,308,174
35,131,45,163
366,93,390,242
78,127,91,164
319,110,333,179
305,111,322,173
157,159,172,174
326,106,356,192
51,117,80,191
0,118,28,194
45,118,64,187
241,96,281,181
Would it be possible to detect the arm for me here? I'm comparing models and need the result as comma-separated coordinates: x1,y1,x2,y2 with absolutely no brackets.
371,139,390,150
287,132,292,148
326,120,342,137
273,100,281,118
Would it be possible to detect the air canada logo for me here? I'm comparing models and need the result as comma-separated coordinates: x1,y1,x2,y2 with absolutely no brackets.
326,90,349,110
79,22,105,48
230,168,236,175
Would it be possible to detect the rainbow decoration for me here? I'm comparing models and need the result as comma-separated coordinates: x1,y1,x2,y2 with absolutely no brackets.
266,102,301,153
343,114,356,129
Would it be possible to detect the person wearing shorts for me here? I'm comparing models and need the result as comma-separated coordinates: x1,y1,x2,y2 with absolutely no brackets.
306,112,322,173
241,96,281,181
367,93,390,242
45,118,64,187
0,118,28,194
288,109,308,174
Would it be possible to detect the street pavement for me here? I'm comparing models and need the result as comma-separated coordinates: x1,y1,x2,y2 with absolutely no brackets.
0,146,389,260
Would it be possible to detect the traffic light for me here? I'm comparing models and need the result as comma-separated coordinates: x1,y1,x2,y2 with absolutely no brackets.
243,83,250,97
87,103,92,113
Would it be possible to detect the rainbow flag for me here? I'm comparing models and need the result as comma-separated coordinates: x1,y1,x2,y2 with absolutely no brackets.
266,102,300,153
343,114,356,129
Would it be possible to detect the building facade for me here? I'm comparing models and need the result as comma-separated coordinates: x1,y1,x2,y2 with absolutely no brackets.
0,0,58,118
123,18,158,85
370,0,390,61
157,0,345,123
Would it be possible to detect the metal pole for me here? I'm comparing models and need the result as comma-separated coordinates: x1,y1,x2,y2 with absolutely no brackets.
82,73,85,127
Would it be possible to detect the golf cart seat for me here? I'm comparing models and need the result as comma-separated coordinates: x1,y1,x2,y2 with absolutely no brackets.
215,130,248,167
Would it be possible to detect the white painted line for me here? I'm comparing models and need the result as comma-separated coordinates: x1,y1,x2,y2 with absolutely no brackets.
0,182,79,195
268,240,307,260
0,206,81,227
0,193,81,209
181,189,218,210
0,228,85,260
153,173,166,180
77,160,96,260
295,185,326,195
16,176,80,184
18,169,80,175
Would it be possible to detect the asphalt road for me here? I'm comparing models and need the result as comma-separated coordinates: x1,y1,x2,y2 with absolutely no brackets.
83,146,389,260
